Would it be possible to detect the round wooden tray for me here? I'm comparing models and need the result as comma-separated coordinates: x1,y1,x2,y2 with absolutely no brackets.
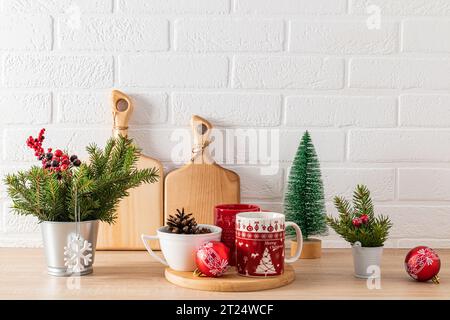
164,265,295,292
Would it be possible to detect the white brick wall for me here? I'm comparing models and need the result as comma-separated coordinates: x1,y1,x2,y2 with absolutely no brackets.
57,17,170,51
1,0,450,248
119,55,229,88
349,58,450,89
350,0,450,16
289,20,399,54
235,0,347,15
402,20,450,53
56,92,168,125
1,93,52,124
398,169,450,201
0,15,52,51
172,93,281,126
322,168,396,201
400,95,450,127
3,55,114,88
117,0,230,14
349,130,450,162
174,19,284,52
232,56,344,89
2,0,113,13
285,96,397,128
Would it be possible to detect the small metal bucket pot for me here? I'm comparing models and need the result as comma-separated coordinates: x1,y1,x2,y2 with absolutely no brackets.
352,242,383,278
41,220,99,277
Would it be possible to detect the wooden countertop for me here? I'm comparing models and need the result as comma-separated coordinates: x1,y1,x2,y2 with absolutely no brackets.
0,248,448,300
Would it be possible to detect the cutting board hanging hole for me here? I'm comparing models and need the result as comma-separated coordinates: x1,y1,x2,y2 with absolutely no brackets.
197,123,208,135
116,99,129,112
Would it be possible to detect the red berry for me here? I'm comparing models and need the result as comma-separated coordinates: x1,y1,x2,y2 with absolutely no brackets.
54,149,63,157
47,148,52,153
360,214,369,224
61,164,68,171
352,218,362,228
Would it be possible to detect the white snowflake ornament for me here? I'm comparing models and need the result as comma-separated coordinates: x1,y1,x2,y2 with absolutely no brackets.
64,235,93,274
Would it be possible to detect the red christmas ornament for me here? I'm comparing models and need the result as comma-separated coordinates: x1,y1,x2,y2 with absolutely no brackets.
195,241,230,277
405,246,440,284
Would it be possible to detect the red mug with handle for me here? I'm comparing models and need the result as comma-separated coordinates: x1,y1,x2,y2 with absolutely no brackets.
235,211,302,277
214,204,260,266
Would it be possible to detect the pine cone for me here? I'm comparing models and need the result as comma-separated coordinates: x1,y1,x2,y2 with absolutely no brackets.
167,208,211,234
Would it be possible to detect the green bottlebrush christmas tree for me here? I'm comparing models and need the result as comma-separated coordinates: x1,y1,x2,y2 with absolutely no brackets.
284,131,327,239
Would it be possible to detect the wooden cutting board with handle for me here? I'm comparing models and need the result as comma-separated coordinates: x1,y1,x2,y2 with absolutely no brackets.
164,115,240,225
97,90,164,250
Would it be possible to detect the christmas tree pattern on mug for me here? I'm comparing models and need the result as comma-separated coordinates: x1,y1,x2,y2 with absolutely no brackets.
255,248,277,275
236,231,285,276
237,244,284,276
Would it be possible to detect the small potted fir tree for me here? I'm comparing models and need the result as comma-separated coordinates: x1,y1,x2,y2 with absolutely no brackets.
284,131,327,259
4,129,158,276
327,185,392,278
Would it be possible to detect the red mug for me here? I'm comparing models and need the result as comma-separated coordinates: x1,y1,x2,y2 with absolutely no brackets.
214,204,260,266
236,212,303,277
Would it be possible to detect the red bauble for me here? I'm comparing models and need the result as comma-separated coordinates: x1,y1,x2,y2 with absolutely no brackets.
196,241,230,277
405,246,440,283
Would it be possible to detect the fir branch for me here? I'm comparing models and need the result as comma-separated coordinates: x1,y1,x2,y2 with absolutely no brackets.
352,184,374,217
4,134,159,223
334,196,352,217
326,185,392,247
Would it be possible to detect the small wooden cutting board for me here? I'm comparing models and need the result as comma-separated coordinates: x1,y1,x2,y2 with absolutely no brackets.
164,265,295,292
97,90,164,250
164,115,240,224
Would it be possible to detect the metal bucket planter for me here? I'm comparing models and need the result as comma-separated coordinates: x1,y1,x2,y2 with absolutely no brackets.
41,220,99,277
352,242,383,278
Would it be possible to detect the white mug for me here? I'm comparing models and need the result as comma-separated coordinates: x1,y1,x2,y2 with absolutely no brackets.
141,224,222,271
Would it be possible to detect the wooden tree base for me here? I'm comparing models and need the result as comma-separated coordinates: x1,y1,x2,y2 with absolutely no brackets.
164,265,295,292
292,238,322,259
